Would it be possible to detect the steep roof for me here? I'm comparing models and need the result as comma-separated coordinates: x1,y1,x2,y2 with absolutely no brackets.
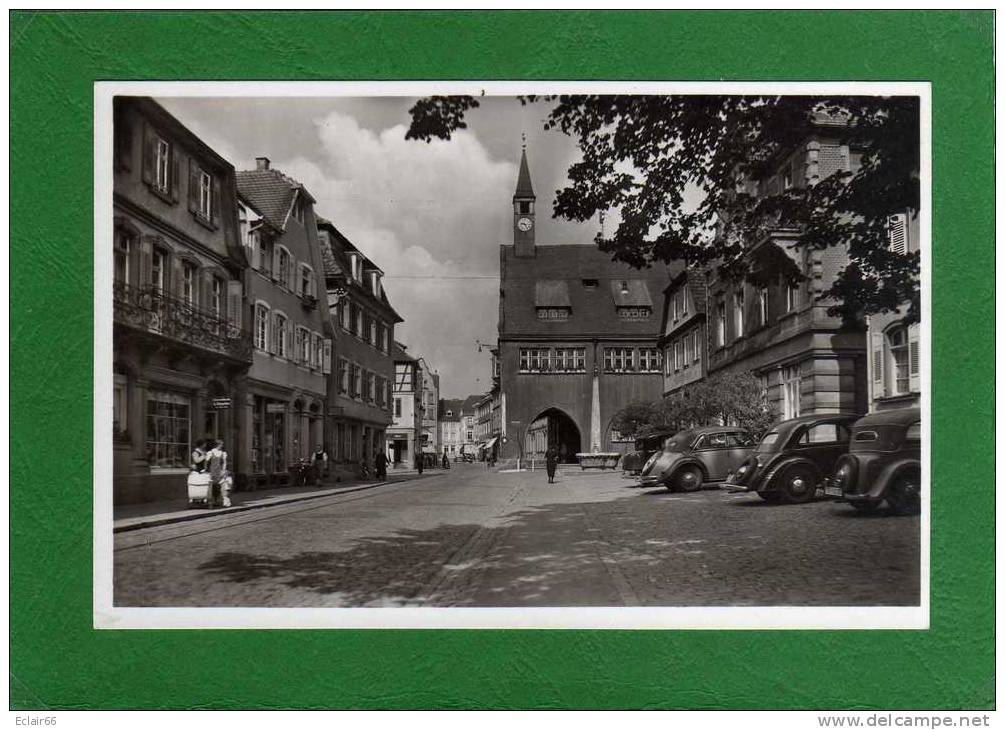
235,169,302,230
439,398,465,421
514,149,534,198
391,341,416,363
499,244,669,338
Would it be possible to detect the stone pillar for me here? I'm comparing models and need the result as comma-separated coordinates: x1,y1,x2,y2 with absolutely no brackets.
131,377,150,465
235,386,254,477
590,372,601,452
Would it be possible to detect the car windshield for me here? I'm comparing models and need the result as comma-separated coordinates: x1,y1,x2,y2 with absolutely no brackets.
757,431,782,452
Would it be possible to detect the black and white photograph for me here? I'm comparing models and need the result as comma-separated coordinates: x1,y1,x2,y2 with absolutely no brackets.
95,82,929,628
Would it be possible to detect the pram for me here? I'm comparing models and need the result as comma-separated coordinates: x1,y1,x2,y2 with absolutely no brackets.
187,470,214,508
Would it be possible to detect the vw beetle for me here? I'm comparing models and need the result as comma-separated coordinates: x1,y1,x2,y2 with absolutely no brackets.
725,413,860,503
825,407,921,515
638,426,755,492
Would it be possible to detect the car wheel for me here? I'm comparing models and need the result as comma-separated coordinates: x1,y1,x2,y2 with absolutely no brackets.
675,465,703,492
885,473,920,515
781,465,819,504
757,491,783,503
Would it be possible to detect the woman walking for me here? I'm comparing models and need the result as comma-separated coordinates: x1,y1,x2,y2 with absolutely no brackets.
545,446,559,484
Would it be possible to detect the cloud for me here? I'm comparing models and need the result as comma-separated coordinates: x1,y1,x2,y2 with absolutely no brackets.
276,111,514,398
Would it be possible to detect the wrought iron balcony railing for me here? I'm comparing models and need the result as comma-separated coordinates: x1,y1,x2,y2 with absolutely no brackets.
113,281,252,362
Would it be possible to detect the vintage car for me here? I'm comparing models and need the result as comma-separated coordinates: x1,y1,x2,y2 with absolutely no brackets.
725,413,860,504
825,408,921,515
621,429,677,475
638,426,755,492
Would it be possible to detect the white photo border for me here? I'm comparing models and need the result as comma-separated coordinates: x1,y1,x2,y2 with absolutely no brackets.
94,80,931,630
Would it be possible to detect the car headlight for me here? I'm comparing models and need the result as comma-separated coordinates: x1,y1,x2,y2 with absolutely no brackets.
736,464,749,477
833,464,850,487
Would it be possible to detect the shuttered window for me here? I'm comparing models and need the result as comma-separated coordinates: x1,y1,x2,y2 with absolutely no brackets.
888,214,908,254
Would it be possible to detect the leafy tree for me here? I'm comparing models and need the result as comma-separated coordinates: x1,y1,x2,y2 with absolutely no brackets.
406,94,920,322
609,401,661,442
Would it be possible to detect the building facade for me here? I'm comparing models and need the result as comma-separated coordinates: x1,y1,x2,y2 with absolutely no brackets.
440,395,481,457
659,267,708,396
496,149,667,464
112,97,250,504
867,210,921,412
234,159,332,487
704,128,868,419
318,218,401,479
388,342,422,468
419,358,440,459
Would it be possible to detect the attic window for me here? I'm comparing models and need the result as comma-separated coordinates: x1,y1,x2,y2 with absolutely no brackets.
537,307,570,320
582,278,598,289
618,306,651,320
619,280,629,294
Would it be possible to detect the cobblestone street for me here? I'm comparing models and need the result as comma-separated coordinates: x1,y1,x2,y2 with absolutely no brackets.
114,463,920,607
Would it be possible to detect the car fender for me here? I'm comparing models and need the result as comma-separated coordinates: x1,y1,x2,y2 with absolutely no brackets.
666,458,708,483
759,456,822,493
866,458,921,501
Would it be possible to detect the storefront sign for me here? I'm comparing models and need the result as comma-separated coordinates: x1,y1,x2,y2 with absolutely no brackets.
266,403,286,414
211,398,232,409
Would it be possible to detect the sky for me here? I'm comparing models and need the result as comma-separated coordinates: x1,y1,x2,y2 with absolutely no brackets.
159,95,605,399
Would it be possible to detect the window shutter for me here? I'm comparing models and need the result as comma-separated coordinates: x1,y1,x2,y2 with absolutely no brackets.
908,324,920,391
250,234,261,270
211,177,222,227
871,331,885,397
172,258,183,298
139,236,153,287
201,272,214,314
888,214,908,254
287,257,296,291
286,319,294,357
269,315,278,355
272,247,282,282
227,279,243,330
188,159,200,213
170,147,180,203
141,123,155,184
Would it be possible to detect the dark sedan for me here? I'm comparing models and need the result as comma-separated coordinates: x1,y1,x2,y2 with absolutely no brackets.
725,413,860,503
825,408,921,515
638,426,755,492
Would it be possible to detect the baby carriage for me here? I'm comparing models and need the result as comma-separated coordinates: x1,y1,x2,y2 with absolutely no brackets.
187,470,214,508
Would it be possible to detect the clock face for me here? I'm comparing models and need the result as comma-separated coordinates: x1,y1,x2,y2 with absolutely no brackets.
517,217,533,232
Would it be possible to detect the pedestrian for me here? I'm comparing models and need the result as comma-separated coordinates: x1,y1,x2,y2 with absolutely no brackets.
545,446,559,484
310,444,328,485
207,439,231,507
374,449,388,481
416,452,424,475
191,439,208,473
442,452,450,470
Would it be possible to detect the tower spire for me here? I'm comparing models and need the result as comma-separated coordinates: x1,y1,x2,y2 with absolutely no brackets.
514,144,535,199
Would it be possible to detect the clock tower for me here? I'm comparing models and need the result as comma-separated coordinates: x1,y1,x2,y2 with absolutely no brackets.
513,145,536,257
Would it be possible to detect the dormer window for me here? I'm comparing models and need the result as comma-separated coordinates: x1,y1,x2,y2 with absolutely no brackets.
582,278,598,289
370,270,382,297
618,306,651,320
349,253,362,282
537,307,570,320
292,197,304,224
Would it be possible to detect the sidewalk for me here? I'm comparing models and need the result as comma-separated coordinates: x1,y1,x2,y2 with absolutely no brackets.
113,472,428,533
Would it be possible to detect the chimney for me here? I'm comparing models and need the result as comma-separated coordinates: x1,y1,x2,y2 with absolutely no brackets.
255,157,271,171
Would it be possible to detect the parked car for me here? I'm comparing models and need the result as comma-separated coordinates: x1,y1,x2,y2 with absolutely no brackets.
825,408,921,515
725,413,860,504
621,429,676,475
638,426,755,492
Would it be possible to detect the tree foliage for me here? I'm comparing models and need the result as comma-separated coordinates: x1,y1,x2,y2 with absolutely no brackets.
406,94,920,321
611,372,775,441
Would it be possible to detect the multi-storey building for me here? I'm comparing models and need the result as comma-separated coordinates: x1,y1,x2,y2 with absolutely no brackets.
418,358,440,460
496,149,667,464
387,342,421,467
235,158,332,487
658,266,708,396
317,217,401,479
704,121,868,418
867,211,921,412
439,398,465,457
112,97,250,504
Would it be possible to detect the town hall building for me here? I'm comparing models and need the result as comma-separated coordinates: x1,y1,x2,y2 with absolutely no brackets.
495,149,667,465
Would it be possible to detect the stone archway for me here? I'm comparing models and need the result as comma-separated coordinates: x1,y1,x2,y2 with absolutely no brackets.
526,408,582,463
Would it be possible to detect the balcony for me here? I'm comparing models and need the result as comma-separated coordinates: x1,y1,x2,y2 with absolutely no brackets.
113,281,252,363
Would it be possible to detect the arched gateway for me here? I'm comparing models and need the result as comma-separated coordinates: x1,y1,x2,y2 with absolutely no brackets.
525,408,582,464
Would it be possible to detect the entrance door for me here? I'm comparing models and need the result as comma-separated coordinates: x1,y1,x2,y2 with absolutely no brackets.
526,408,582,463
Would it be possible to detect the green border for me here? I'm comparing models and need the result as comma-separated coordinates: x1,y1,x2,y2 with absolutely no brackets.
10,10,994,710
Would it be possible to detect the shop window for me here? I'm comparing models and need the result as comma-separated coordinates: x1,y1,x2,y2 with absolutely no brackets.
146,390,191,469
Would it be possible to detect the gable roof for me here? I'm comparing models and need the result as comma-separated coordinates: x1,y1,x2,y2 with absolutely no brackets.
499,245,669,338
236,168,314,231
